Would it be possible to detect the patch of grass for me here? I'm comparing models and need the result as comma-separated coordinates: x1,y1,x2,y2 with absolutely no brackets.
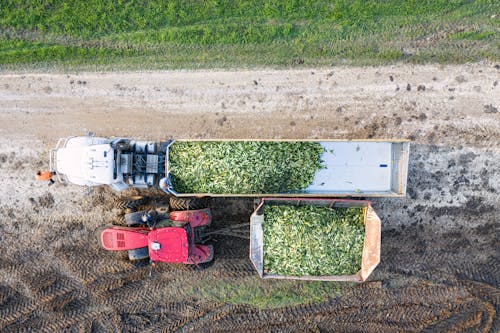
0,0,498,70
449,30,495,41
0,39,132,65
188,275,343,309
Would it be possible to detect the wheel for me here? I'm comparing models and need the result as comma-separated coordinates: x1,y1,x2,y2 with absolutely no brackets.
111,139,131,151
169,196,210,211
117,196,146,210
113,214,126,226
128,247,149,261
189,245,215,270
124,211,146,226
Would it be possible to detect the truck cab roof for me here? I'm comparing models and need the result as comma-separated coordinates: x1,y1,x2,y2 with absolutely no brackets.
57,144,116,186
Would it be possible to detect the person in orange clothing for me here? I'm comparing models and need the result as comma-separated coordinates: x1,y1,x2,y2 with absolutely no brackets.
36,171,55,185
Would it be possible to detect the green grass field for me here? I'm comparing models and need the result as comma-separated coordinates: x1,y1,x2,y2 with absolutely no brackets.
187,275,344,309
1,0,498,70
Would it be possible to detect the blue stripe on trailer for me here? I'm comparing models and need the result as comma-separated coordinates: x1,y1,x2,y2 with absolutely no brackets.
379,164,388,167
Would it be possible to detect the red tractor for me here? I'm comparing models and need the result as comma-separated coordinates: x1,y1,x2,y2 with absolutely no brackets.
100,207,214,265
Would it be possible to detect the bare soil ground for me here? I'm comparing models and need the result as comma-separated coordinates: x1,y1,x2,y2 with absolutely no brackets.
0,63,499,332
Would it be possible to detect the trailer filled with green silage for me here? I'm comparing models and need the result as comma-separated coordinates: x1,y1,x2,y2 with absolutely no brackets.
166,140,410,197
250,198,381,282
263,205,365,276
168,141,325,194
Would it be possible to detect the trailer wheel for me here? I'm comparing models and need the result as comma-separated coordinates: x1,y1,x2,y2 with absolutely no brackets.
117,196,146,210
170,196,210,211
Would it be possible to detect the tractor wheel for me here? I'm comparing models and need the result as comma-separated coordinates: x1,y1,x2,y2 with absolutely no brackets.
194,227,210,244
113,214,126,226
124,211,145,226
170,196,210,211
117,196,146,210
190,247,215,270
128,247,149,261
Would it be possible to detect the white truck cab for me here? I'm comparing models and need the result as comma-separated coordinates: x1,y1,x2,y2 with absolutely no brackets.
56,143,115,186
50,136,162,191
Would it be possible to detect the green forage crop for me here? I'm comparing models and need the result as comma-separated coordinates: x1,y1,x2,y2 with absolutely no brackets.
263,205,365,276
169,141,325,194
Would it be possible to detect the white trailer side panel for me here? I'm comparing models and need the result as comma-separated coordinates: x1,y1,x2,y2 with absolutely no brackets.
307,142,393,193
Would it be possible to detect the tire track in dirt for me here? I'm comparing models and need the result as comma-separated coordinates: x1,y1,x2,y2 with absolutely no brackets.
461,280,500,332
0,267,82,332
179,284,491,332
422,299,495,332
134,302,223,333
49,235,220,331
377,225,499,332
209,260,256,278
2,194,498,332
53,244,168,328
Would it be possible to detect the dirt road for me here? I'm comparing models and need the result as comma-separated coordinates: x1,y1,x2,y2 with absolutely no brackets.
1,63,499,145
0,63,498,332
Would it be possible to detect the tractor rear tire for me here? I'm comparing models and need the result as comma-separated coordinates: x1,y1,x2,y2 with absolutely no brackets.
194,226,210,244
117,196,146,210
113,214,126,226
170,196,210,211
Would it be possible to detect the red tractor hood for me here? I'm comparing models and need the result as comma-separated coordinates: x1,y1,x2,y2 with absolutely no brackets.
101,227,149,251
148,228,189,263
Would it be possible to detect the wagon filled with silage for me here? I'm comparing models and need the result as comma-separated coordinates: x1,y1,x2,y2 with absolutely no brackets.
250,198,381,282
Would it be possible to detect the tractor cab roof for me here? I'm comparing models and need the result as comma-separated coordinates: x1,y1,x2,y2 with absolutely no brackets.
148,228,189,263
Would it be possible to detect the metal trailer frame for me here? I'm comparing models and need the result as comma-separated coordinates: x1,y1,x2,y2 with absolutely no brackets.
49,136,409,198
164,139,410,198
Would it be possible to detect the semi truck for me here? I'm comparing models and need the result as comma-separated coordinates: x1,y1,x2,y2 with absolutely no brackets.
45,135,409,198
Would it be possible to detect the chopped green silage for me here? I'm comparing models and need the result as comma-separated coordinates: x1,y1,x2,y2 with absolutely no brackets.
169,141,325,194
263,205,365,276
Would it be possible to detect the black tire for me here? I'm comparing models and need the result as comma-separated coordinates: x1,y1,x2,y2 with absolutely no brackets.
113,214,126,226
170,196,210,211
128,247,149,261
194,227,210,244
111,140,131,152
189,248,215,270
117,196,147,210
124,211,145,226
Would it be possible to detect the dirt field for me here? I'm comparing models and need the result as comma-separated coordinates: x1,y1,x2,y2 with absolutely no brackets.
0,63,498,332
